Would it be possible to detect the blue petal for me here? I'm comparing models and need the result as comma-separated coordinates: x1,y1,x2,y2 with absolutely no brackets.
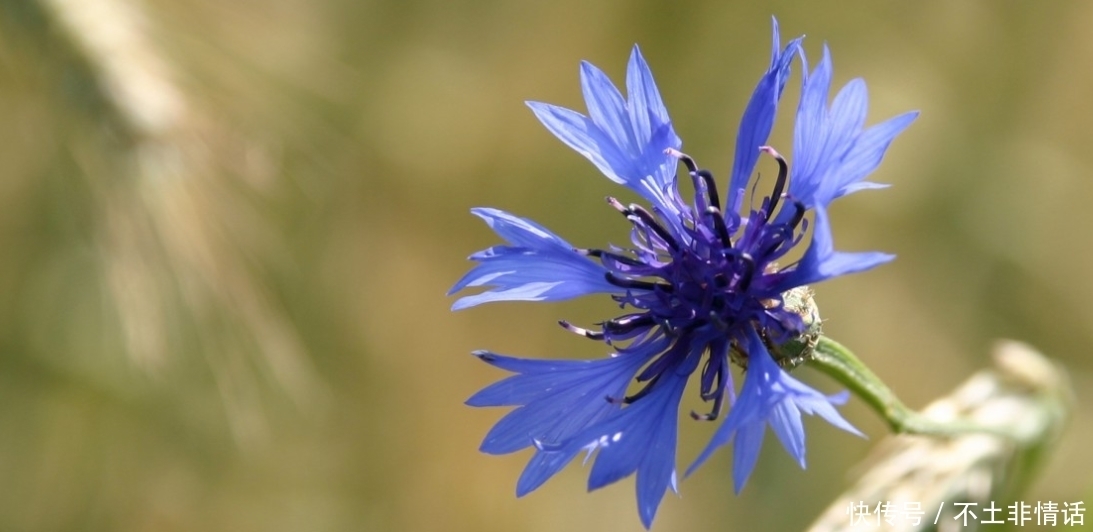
467,351,625,406
450,208,617,309
526,101,627,182
727,18,803,207
840,181,890,194
626,46,671,149
831,111,918,198
517,348,700,529
768,400,805,467
466,207,573,250
526,46,684,220
517,446,579,497
687,328,861,493
788,45,835,204
581,61,634,153
825,78,869,163
587,372,688,528
788,45,918,208
772,205,894,292
730,420,765,494
468,351,651,454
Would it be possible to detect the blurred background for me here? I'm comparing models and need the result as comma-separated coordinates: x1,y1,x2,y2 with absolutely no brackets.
0,0,1090,530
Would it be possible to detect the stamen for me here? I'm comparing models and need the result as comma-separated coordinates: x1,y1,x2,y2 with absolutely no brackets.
606,196,628,214
786,199,806,230
622,373,662,404
558,320,604,340
698,357,719,400
705,206,733,247
667,148,721,211
759,146,788,219
605,272,674,293
627,204,679,251
697,170,720,211
635,349,678,382
752,201,808,261
733,253,757,291
602,314,655,335
758,225,794,259
607,197,679,251
665,148,698,173
577,248,645,267
707,310,729,331
690,390,726,421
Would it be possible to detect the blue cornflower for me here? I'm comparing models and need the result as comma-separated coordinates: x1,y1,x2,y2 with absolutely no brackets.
451,19,916,529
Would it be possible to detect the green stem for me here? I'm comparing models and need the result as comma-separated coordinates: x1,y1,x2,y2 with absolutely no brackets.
808,336,1017,441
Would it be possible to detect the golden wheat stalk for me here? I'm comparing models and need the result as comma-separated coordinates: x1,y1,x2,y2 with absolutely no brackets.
40,0,324,443
807,340,1071,532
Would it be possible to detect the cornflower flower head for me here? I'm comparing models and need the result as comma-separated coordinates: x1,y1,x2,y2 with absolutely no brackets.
450,18,917,528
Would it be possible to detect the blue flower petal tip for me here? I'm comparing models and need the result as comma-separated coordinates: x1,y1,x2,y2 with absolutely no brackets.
452,16,914,528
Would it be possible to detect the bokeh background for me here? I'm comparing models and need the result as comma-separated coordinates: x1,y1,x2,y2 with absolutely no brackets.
0,0,1090,530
